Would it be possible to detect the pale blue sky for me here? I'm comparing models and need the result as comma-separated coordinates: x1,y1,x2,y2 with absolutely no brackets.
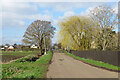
1,2,118,45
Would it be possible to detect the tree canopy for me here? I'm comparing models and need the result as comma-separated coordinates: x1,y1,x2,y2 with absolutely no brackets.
22,20,56,54
58,5,118,51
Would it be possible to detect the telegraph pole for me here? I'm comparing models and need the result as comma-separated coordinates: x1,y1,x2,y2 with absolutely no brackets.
44,37,47,55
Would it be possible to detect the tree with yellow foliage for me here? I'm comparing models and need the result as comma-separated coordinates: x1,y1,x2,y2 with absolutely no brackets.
58,16,96,51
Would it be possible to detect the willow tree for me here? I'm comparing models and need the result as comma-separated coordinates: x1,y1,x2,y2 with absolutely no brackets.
118,31,120,50
89,5,118,50
22,20,56,55
58,16,96,51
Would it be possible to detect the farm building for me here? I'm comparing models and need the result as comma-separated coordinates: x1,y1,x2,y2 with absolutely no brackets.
1,47,5,50
30,44,38,48
8,46,14,50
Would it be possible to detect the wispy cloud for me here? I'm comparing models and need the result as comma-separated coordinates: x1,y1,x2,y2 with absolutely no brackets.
1,0,119,2
1,1,118,44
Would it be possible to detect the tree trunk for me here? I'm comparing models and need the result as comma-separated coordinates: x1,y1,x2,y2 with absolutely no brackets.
38,43,42,56
39,45,42,55
102,42,106,51
38,38,43,56
102,46,105,51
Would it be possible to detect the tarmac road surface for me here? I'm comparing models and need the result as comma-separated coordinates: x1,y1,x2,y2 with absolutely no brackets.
47,53,118,78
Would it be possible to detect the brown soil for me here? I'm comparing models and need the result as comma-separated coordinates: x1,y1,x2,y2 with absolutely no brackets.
1,55,25,63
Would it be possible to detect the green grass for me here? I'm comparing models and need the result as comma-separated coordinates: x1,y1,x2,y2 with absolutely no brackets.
1,51,40,56
64,50,120,71
2,51,53,79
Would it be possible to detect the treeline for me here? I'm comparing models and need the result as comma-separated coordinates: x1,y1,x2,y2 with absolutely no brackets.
58,5,119,51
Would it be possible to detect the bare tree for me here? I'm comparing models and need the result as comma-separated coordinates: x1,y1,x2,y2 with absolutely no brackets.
89,5,118,50
22,20,56,55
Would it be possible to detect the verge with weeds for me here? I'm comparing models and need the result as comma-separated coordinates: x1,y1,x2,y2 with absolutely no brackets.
2,51,53,78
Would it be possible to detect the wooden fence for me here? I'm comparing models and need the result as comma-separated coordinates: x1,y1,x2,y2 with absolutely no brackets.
70,50,120,66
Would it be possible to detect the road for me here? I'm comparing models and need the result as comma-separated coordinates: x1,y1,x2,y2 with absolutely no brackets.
47,53,118,78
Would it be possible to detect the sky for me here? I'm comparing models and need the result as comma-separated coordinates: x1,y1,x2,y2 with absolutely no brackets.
0,0,119,45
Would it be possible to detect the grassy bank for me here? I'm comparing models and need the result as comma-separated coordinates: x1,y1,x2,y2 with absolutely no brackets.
2,51,53,79
64,51,120,71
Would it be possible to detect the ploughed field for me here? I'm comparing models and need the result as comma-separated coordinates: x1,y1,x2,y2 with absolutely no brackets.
1,55,25,63
0,51,40,63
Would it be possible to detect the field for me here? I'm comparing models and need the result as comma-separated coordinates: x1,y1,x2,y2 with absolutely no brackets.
1,51,40,55
1,51,40,63
1,55,25,63
2,51,53,79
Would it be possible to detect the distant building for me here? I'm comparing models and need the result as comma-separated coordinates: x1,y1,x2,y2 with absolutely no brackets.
8,46,14,50
4,45,8,48
53,43,61,49
1,47,5,50
30,44,38,48
53,44,58,49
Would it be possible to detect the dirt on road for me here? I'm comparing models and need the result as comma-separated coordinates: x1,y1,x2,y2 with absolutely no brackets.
47,53,118,78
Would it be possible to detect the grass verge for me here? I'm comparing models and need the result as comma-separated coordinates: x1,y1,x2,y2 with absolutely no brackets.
64,50,120,71
2,51,53,79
